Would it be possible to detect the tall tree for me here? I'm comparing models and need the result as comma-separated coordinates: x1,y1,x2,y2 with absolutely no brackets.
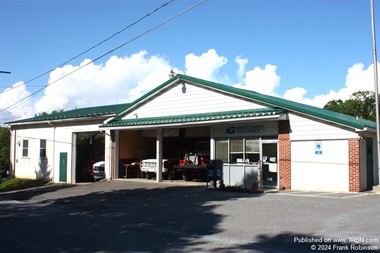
324,91,376,121
35,109,64,117
0,127,10,169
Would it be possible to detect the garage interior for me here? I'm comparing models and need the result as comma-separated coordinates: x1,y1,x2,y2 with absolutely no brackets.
118,126,210,180
75,132,105,182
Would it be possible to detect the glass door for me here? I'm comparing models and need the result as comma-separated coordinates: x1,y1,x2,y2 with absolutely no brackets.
261,143,278,187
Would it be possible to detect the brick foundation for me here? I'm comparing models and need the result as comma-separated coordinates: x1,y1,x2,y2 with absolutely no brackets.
278,120,291,190
348,139,361,192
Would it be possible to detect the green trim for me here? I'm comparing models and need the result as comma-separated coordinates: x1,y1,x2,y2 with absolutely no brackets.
6,103,130,124
103,108,285,127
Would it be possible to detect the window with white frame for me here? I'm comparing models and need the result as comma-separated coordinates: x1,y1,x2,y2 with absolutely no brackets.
245,139,260,163
215,138,260,164
40,139,46,158
22,139,29,157
230,139,244,163
215,139,228,163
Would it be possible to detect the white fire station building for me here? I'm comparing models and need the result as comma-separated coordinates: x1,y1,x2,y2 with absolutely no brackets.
6,74,378,192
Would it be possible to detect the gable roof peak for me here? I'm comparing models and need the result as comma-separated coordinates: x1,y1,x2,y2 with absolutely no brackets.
165,74,377,131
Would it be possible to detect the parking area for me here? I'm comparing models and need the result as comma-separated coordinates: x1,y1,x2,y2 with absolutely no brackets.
123,179,378,199
0,180,379,252
266,189,376,199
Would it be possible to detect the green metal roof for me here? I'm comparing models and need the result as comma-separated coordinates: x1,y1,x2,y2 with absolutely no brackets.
117,74,374,131
102,108,285,127
7,74,377,132
6,103,130,124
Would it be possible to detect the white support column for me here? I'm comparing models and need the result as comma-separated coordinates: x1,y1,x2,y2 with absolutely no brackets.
114,130,120,179
210,126,215,160
104,129,115,180
156,128,163,182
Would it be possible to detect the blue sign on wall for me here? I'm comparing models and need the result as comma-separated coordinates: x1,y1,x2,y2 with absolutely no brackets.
315,141,322,155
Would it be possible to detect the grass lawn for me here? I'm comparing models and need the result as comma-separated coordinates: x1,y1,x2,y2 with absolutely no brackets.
0,178,47,192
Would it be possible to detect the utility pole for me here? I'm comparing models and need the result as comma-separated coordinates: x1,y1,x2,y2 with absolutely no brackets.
370,0,380,189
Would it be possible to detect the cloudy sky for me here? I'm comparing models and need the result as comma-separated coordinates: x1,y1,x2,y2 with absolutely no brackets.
0,0,379,124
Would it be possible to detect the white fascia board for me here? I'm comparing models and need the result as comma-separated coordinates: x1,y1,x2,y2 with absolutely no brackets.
356,127,377,134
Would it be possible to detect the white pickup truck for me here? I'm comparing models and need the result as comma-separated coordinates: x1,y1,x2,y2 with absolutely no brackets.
140,159,173,179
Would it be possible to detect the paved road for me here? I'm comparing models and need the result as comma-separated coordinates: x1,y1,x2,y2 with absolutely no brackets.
0,179,379,253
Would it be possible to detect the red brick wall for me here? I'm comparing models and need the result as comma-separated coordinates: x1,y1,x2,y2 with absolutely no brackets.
348,139,361,192
278,120,291,190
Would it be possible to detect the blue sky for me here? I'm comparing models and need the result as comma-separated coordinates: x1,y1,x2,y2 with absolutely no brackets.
0,0,379,124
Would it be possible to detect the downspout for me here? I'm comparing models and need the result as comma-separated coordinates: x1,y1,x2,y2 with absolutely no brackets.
48,122,56,183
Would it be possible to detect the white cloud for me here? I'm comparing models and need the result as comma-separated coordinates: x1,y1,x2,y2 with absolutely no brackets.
185,49,228,82
283,87,350,108
3,48,380,124
234,64,280,96
230,60,378,109
235,56,248,80
345,63,377,92
282,62,378,108
282,87,308,103
0,82,34,121
34,51,172,113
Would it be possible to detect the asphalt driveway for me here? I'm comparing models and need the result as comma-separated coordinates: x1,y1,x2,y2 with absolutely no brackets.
0,179,379,253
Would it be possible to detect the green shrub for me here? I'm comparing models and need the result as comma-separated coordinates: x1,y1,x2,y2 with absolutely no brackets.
0,178,47,192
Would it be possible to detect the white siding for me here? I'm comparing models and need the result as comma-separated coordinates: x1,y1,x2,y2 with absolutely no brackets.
289,113,357,140
123,82,264,119
12,122,105,183
13,127,55,180
291,140,349,192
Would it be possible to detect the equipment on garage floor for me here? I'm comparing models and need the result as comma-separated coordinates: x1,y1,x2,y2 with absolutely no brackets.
174,153,208,181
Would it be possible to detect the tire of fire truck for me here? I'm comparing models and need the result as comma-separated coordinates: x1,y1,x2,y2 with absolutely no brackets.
182,170,193,181
167,169,175,180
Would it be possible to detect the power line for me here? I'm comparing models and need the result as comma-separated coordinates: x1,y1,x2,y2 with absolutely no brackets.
0,0,175,95
0,85,40,88
0,0,208,115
